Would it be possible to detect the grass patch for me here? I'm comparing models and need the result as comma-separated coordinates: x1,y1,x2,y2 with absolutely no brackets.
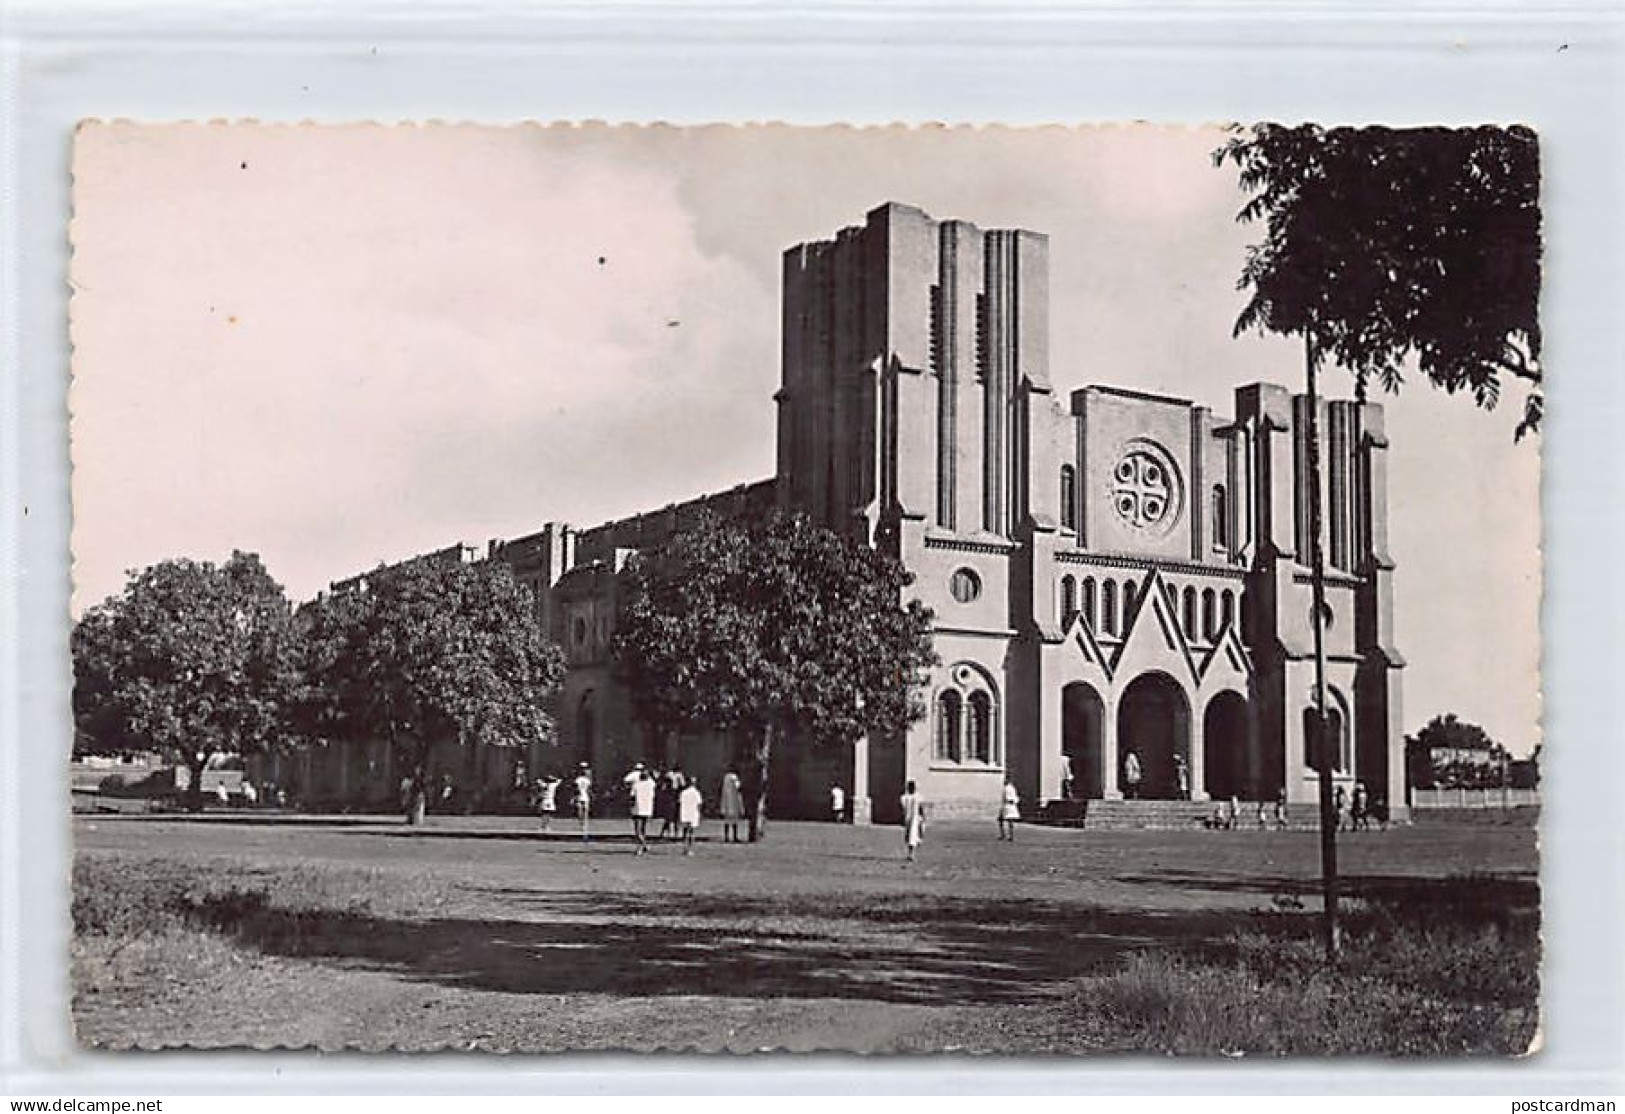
72,843,1539,1054
1021,878,1540,1056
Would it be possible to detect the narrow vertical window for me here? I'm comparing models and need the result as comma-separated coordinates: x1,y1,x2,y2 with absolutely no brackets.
1202,588,1217,642
1103,580,1118,635
969,691,994,763
935,691,963,763
1221,589,1236,633
1212,485,1229,551
1060,465,1077,532
1182,587,1197,639
1082,578,1097,630
1060,575,1077,626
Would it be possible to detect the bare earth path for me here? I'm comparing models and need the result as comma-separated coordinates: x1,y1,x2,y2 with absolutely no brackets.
72,813,1537,1052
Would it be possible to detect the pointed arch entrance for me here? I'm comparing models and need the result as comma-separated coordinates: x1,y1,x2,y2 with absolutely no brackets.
1203,690,1249,801
1116,672,1191,799
1061,682,1105,799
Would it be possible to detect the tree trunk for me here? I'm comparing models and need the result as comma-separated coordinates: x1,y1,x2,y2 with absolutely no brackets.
749,723,775,843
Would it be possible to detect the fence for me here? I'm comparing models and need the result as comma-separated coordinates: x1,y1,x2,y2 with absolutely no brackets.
1410,787,1541,810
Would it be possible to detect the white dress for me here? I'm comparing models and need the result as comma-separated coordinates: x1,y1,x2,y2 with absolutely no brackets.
901,793,925,848
999,784,1021,822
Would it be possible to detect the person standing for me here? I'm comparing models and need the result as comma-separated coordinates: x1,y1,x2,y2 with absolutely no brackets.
1122,749,1143,800
535,776,560,832
1059,753,1074,801
829,783,846,824
719,769,745,843
1333,784,1349,832
900,780,926,863
629,767,656,854
678,779,703,855
1351,781,1370,831
1174,754,1190,800
572,763,593,842
241,779,258,808
998,777,1020,841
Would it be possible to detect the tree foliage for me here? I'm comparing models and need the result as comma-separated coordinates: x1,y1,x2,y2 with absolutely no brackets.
614,511,937,837
1216,124,1542,438
301,556,565,821
1404,713,1509,791
71,552,301,807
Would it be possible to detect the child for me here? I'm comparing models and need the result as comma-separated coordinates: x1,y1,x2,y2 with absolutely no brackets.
997,778,1020,841
829,783,846,824
678,780,703,855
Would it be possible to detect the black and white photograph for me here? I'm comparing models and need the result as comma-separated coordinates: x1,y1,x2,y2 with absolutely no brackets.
66,121,1542,1054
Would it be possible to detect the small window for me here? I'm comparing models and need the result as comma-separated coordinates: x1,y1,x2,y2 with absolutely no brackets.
1202,589,1217,642
968,691,994,763
1060,575,1077,626
1212,485,1229,551
934,690,963,762
1102,580,1118,635
1060,465,1077,532
1182,586,1197,638
1082,578,1097,630
950,568,982,604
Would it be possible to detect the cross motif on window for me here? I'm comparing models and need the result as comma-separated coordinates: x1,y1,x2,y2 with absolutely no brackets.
1111,451,1172,529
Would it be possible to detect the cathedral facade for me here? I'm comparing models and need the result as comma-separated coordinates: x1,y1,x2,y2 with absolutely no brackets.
289,202,1406,825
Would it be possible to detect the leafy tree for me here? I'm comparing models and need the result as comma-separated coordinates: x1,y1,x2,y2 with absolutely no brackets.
614,511,937,840
303,556,565,824
1216,124,1542,438
1404,713,1508,792
71,551,301,809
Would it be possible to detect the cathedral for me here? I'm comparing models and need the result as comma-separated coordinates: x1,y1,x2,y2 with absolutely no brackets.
280,202,1406,825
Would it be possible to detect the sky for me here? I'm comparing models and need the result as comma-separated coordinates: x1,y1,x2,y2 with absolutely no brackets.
68,123,1543,753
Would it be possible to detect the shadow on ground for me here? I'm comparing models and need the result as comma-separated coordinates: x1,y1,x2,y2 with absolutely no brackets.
181,888,1261,1007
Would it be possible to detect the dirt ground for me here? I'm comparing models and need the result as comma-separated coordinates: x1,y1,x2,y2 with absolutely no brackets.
71,812,1538,1053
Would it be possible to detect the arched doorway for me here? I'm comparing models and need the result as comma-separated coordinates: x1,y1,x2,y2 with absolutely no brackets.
1203,690,1249,800
1061,682,1105,799
1117,672,1191,799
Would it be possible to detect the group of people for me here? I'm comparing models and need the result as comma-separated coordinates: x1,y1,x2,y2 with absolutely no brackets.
528,762,755,851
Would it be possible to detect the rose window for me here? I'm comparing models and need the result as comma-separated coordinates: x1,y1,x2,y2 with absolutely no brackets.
1111,451,1174,529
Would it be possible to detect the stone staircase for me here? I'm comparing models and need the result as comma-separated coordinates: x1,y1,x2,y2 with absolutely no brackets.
1036,798,1340,832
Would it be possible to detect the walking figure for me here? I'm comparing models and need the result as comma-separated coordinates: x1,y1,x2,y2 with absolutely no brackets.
678,780,703,855
719,769,745,843
572,763,593,842
628,765,655,854
534,776,560,831
998,777,1020,841
901,780,926,863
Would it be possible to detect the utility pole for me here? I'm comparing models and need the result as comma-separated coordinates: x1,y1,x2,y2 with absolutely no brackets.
1305,334,1341,960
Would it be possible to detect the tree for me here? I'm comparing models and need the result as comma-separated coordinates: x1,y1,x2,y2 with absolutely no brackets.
614,511,937,841
1404,712,1508,791
303,556,565,824
1216,124,1543,439
71,551,301,810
